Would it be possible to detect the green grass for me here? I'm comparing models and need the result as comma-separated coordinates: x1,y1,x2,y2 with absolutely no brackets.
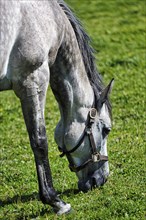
0,0,145,219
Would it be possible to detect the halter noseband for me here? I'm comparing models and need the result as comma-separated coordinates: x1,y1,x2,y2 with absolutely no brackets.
58,108,108,172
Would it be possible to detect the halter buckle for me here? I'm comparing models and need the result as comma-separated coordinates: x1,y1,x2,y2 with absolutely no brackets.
92,153,100,162
89,108,97,119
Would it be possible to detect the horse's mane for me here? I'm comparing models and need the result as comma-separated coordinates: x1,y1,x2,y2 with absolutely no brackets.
58,0,112,114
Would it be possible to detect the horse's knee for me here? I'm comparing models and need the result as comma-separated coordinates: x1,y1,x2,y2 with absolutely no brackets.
31,135,48,158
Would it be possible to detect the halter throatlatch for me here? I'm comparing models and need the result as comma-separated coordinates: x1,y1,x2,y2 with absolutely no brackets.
58,108,108,172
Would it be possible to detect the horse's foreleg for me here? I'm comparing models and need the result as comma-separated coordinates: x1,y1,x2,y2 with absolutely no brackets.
13,70,71,214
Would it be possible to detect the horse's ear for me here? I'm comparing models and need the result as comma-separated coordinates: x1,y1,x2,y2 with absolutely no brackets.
99,78,114,104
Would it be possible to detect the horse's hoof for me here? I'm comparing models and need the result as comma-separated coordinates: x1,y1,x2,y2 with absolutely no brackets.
54,203,71,215
57,203,71,215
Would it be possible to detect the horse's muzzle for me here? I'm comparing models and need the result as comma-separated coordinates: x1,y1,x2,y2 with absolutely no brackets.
78,174,107,193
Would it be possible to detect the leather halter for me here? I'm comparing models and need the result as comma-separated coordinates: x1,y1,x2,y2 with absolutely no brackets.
58,108,108,172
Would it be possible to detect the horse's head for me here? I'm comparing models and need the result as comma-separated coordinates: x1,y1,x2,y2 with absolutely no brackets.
57,79,114,192
77,102,112,192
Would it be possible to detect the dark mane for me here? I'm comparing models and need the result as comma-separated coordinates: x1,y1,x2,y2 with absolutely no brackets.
58,0,112,115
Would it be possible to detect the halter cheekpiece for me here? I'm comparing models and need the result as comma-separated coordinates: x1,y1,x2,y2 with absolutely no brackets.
58,108,108,172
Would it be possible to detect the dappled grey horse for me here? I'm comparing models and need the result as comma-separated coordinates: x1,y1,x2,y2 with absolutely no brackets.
0,0,114,215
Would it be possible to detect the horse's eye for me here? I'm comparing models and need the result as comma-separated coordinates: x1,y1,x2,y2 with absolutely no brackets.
102,127,111,137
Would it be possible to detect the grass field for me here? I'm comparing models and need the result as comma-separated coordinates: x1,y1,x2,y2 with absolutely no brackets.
0,0,145,219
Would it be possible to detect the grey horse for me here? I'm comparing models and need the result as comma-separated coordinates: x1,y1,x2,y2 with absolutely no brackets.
0,0,114,215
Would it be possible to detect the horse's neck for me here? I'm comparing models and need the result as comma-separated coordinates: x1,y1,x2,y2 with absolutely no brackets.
50,26,94,124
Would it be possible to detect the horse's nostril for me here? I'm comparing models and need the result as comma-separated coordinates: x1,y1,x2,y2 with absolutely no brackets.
91,175,105,187
92,177,97,188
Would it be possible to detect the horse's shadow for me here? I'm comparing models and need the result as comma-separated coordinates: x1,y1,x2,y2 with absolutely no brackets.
0,193,52,218
59,188,80,196
0,192,39,207
0,189,79,218
0,188,79,207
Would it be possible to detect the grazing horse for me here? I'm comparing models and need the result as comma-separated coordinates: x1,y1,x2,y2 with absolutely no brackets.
0,0,114,215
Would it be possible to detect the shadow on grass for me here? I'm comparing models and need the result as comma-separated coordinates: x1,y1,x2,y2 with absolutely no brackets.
0,190,78,219
0,192,39,207
0,189,79,218
0,188,79,207
59,188,80,196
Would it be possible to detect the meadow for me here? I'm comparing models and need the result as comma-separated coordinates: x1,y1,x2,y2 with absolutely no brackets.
0,0,145,219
